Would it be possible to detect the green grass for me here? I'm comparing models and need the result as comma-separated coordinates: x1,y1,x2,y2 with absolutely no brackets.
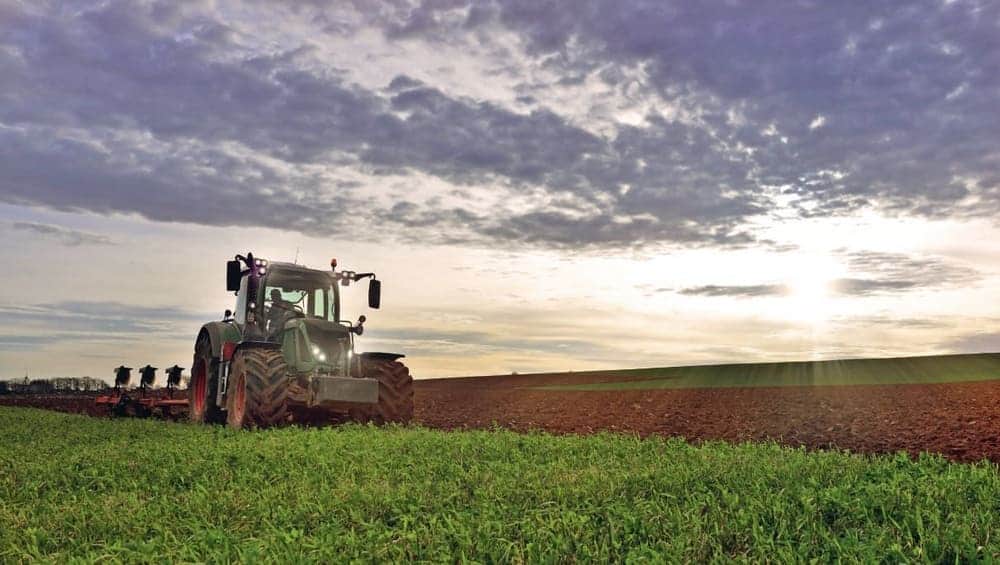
539,352,1000,391
1,408,999,562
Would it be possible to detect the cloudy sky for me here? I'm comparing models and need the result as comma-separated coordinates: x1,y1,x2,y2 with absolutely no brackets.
2,0,999,382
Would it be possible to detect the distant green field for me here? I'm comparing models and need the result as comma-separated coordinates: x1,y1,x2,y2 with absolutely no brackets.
2,408,999,562
540,352,1000,391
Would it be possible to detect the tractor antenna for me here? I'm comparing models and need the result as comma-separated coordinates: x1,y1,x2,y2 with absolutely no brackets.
294,247,300,265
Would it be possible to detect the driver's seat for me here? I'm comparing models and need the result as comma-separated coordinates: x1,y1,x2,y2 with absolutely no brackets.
265,291,297,338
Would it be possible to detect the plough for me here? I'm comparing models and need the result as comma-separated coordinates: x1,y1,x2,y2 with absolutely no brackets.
95,365,188,418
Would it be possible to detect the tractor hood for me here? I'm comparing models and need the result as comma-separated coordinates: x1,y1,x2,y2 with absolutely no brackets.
281,318,353,375
295,318,351,338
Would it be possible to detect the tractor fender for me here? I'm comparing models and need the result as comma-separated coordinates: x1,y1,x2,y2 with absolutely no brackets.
231,341,282,357
359,352,405,362
197,321,242,359
353,352,406,378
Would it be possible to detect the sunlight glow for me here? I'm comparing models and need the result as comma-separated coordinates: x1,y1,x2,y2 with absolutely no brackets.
780,253,845,325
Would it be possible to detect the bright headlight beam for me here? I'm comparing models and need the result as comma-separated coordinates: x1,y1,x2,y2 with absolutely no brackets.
311,345,326,363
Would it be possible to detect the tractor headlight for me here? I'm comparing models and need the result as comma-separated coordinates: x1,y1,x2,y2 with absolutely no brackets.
311,345,327,363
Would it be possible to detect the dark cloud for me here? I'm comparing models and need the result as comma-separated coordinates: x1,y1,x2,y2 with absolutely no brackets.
679,284,785,298
0,301,197,378
940,332,1000,354
833,250,979,296
2,1,997,251
0,1,763,249
831,278,917,295
0,302,211,338
386,74,425,91
364,325,620,362
677,250,979,298
836,316,947,330
10,222,114,246
374,0,1000,220
0,335,64,350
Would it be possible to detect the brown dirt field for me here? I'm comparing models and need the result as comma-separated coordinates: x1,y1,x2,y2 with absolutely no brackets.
5,376,999,462
415,376,1000,463
0,390,187,418
1,395,109,417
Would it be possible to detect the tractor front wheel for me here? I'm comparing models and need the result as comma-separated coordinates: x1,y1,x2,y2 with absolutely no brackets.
226,348,289,429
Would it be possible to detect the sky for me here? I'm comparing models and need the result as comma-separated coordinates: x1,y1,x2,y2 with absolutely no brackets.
1,0,999,383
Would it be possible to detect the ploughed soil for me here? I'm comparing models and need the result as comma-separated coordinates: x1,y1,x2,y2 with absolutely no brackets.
0,389,189,419
414,372,1000,464
4,372,999,463
0,395,108,417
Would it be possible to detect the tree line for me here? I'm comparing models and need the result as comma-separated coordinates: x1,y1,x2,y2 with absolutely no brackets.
0,377,109,395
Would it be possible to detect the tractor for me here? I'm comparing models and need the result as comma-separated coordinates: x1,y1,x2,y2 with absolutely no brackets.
189,253,413,429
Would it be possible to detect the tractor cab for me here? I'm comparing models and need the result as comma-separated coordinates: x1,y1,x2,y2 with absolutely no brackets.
226,254,379,341
223,254,382,375
240,262,341,337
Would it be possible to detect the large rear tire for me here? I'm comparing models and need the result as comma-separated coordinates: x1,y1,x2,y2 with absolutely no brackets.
350,359,414,424
189,333,224,424
226,348,289,429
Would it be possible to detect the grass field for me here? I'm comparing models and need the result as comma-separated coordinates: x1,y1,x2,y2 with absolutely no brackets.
2,408,999,561
540,352,1000,391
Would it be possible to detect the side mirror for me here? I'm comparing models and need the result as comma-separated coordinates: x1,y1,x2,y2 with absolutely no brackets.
226,260,241,292
368,279,381,309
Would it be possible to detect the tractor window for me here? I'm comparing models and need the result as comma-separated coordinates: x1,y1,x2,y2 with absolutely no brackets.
265,287,308,311
262,268,338,322
310,288,328,319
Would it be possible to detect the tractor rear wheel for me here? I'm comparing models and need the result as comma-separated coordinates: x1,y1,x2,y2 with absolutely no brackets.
350,359,413,424
226,348,289,429
190,333,224,424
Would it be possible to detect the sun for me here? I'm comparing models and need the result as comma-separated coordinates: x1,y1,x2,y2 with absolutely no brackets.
788,272,831,304
781,254,843,324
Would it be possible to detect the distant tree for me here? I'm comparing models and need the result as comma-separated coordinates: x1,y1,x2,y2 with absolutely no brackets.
80,377,103,392
27,379,54,394
0,381,8,395
9,378,29,394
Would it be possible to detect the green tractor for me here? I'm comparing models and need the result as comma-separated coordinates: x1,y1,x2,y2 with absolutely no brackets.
189,252,413,429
